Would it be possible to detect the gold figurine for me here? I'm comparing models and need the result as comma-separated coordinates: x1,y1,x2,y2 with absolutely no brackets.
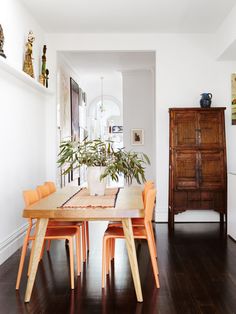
23,31,35,78
0,24,6,58
39,45,47,86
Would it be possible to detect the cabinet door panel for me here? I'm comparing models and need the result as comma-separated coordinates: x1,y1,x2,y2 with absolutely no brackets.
174,151,198,190
199,150,225,189
173,191,187,210
198,111,224,147
171,112,198,147
188,191,201,209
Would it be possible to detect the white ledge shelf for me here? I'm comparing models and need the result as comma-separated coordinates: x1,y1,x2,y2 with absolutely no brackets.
0,57,54,95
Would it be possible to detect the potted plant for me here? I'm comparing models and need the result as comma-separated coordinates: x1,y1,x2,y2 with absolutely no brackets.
58,138,150,195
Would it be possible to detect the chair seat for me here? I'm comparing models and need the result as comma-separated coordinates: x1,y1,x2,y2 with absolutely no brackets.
48,221,83,227
31,227,78,238
108,218,144,228
48,220,88,262
104,226,147,238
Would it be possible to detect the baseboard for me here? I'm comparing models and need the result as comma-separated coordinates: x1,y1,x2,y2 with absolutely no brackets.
0,223,28,265
154,208,221,223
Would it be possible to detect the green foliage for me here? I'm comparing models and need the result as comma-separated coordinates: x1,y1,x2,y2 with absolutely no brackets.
57,138,150,184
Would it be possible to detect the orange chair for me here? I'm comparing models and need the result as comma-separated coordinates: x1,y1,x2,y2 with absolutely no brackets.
108,181,157,258
102,188,160,288
16,190,80,290
109,181,154,225
36,184,50,198
44,181,56,193
43,182,89,262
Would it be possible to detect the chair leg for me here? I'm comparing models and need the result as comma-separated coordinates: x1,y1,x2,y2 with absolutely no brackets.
102,236,108,288
86,221,89,251
149,222,157,259
76,233,81,276
68,238,75,290
146,228,160,288
16,236,30,289
46,240,51,251
107,238,113,274
111,238,115,260
81,223,86,262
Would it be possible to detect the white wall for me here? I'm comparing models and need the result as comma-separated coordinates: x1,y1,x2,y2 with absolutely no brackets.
0,0,48,264
228,172,236,240
122,69,155,181
45,33,236,222
2,1,236,264
215,5,236,60
0,0,44,77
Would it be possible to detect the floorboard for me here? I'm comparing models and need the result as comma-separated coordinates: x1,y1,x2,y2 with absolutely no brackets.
0,222,236,314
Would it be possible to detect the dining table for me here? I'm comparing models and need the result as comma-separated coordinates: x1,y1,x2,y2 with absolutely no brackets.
22,185,145,303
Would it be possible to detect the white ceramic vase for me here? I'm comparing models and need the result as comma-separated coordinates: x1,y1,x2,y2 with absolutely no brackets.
87,166,107,196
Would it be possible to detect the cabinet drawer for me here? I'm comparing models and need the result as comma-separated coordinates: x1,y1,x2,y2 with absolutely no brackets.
172,190,225,212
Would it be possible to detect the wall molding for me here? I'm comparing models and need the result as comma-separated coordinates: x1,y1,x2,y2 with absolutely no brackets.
0,223,28,265
0,57,54,95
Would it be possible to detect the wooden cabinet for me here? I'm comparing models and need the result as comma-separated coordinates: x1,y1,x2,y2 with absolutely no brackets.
168,108,227,229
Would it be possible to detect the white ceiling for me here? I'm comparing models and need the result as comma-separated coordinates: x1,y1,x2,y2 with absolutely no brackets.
60,51,155,75
21,0,235,33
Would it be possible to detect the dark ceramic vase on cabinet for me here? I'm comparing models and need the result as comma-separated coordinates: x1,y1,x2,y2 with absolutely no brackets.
200,93,212,108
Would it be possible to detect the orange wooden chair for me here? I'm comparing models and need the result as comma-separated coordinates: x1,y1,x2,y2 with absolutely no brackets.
102,188,160,289
44,181,56,193
43,182,89,262
16,189,80,290
107,181,157,258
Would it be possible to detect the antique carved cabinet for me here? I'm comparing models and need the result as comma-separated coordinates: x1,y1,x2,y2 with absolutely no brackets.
168,108,227,229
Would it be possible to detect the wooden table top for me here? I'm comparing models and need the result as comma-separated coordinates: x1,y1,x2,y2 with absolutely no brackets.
23,186,144,221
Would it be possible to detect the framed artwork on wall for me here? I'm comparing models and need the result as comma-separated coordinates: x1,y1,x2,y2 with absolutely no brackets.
70,77,80,183
131,129,144,145
112,126,123,133
70,77,80,140
231,73,236,125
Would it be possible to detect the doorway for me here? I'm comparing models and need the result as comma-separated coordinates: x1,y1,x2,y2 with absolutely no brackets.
57,51,156,186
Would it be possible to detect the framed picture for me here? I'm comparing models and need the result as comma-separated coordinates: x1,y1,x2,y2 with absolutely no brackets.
112,125,123,133
70,77,80,140
231,73,236,125
70,77,80,183
131,129,144,145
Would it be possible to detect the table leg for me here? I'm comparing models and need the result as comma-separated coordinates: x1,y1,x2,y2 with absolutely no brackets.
24,218,48,302
122,218,143,302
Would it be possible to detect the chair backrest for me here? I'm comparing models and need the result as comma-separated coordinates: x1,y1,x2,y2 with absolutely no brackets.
144,188,156,223
36,185,50,199
44,181,56,193
23,190,40,207
143,181,154,206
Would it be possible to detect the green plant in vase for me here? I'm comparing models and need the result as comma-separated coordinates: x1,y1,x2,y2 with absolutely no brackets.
58,138,150,194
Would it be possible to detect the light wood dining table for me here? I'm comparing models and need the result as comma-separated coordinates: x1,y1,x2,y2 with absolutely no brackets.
23,186,145,303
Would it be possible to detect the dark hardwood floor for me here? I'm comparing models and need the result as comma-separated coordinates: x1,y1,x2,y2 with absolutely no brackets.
1,222,236,314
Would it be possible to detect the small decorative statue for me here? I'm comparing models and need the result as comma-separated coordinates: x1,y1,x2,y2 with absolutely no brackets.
39,45,47,85
45,69,49,88
23,31,35,78
0,24,6,58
